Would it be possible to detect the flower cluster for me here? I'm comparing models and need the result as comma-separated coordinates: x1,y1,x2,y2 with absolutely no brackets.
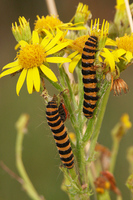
0,1,133,96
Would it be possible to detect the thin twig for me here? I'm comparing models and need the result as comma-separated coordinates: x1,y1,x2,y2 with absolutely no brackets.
124,0,133,33
45,0,58,16
45,0,75,84
0,161,23,184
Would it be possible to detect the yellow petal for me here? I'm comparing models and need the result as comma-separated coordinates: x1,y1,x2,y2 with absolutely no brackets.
42,29,53,38
105,38,117,46
115,48,126,57
32,67,40,92
69,54,81,73
46,57,71,63
16,69,27,96
47,41,70,55
103,48,115,71
125,51,133,62
26,68,33,94
40,64,58,82
2,60,19,70
41,37,52,48
0,65,21,78
19,40,28,47
32,31,39,44
67,51,79,59
45,29,63,52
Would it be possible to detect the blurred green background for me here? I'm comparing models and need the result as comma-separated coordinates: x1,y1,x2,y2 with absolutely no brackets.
0,0,133,199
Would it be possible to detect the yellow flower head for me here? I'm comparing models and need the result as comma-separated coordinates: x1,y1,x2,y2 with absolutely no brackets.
74,3,91,24
68,19,110,73
12,16,31,43
116,34,133,53
120,113,132,129
34,15,85,36
115,0,127,11
34,15,63,32
0,29,71,95
90,18,109,40
70,35,89,54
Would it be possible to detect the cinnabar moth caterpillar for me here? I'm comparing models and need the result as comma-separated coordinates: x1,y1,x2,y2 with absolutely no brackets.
82,35,99,119
46,99,74,169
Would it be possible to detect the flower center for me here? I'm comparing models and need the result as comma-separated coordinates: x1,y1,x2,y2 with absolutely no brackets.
17,44,46,69
71,35,89,53
116,34,133,53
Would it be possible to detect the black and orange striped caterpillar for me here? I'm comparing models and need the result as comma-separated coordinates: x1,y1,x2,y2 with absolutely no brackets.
46,98,74,169
82,35,99,119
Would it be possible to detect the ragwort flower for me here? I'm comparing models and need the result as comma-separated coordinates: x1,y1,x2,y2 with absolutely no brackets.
12,16,32,43
34,14,85,36
0,29,71,95
68,19,109,73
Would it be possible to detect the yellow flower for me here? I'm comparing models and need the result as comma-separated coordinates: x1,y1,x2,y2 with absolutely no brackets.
116,34,133,62
0,29,71,95
12,16,31,42
34,15,85,35
34,15,63,32
74,2,91,24
120,113,132,129
68,19,109,73
68,35,89,73
115,0,127,11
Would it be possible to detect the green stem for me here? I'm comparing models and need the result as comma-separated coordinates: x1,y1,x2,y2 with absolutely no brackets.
76,66,86,133
109,139,120,173
15,114,43,200
97,191,111,200
87,81,111,158
45,75,63,92
62,67,78,110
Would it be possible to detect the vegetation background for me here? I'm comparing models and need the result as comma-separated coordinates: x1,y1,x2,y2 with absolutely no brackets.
0,0,133,199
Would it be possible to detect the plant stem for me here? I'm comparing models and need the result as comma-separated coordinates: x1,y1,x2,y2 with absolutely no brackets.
124,0,133,33
15,114,43,200
62,67,78,110
109,139,120,173
45,0,58,15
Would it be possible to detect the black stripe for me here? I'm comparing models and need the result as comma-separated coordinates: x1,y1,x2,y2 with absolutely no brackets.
85,41,97,48
84,86,99,93
60,154,74,162
46,114,59,122
82,69,96,75
83,100,96,109
48,118,61,127
83,47,97,53
84,93,99,101
46,109,58,116
82,54,95,60
89,36,98,42
64,160,74,168
54,131,67,140
46,102,57,109
83,78,97,83
59,147,72,155
83,107,93,115
56,139,70,148
51,124,64,134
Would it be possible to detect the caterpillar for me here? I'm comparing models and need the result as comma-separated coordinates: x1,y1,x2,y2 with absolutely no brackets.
46,98,74,169
82,35,99,119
